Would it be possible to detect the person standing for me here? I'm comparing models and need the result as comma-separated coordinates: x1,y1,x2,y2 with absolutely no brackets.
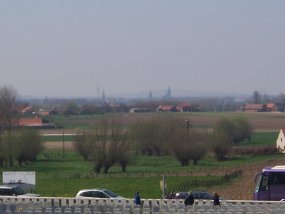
213,192,221,209
184,191,194,206
134,192,141,205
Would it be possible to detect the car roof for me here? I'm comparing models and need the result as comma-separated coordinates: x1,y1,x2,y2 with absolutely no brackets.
78,188,107,192
0,185,20,189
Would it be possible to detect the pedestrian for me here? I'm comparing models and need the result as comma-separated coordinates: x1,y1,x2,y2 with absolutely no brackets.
184,191,194,206
213,192,221,209
134,192,141,205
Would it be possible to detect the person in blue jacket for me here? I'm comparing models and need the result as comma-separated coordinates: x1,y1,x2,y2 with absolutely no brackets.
134,192,141,205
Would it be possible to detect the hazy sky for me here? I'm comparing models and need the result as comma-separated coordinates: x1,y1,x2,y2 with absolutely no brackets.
1,1,285,98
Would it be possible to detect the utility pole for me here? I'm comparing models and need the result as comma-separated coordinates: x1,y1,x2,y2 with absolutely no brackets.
62,132,65,159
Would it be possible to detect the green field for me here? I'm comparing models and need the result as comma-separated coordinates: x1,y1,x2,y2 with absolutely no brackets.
0,149,282,198
2,112,284,198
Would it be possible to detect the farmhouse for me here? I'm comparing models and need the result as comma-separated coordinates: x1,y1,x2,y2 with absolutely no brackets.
17,117,56,128
265,103,277,112
276,129,285,153
242,104,266,112
176,103,192,112
157,105,177,112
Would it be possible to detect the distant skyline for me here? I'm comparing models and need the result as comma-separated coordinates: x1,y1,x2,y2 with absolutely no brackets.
1,1,285,98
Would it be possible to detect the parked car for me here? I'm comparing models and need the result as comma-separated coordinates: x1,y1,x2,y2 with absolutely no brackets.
0,185,40,197
76,188,123,199
175,191,223,200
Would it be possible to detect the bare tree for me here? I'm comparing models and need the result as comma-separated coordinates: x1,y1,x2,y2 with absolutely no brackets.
0,86,18,132
131,115,177,156
232,117,253,143
0,129,43,167
14,129,43,166
74,130,92,161
170,125,207,166
170,128,192,166
0,86,18,166
75,118,132,173
211,131,232,161
211,118,234,161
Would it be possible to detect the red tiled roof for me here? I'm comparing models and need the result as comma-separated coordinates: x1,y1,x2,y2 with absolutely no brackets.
266,103,276,108
18,118,43,126
158,105,176,111
243,104,265,110
176,103,191,108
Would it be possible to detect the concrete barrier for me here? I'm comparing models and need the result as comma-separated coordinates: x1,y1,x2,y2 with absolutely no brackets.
0,196,285,213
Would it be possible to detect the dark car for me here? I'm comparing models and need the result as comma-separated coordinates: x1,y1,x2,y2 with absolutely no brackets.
175,191,222,200
0,185,40,197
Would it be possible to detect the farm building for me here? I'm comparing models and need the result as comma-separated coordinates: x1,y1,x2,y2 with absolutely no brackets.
176,103,192,112
265,103,277,112
241,104,266,112
276,128,285,153
17,117,56,128
157,105,177,112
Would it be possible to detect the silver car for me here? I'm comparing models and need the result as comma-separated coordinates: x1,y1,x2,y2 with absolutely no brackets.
76,188,123,199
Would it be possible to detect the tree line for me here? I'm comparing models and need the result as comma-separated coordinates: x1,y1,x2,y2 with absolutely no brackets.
0,86,43,167
0,85,253,171
74,115,253,173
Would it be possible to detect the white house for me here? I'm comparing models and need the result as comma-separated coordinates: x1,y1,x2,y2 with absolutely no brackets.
276,128,285,153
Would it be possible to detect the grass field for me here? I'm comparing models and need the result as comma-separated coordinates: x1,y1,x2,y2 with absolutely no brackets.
0,149,283,198
2,112,285,199
45,112,285,131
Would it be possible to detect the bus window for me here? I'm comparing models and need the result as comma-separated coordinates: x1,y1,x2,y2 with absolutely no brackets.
269,172,285,185
260,174,269,191
255,174,262,192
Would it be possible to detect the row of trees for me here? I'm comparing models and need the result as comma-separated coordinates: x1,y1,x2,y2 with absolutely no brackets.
0,85,43,167
75,118,132,173
74,115,253,173
0,129,43,167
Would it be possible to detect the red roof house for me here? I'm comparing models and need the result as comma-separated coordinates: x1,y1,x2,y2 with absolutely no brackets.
157,105,177,112
242,104,266,112
17,118,43,127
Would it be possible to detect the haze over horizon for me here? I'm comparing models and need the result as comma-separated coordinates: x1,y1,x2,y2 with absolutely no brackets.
1,1,285,98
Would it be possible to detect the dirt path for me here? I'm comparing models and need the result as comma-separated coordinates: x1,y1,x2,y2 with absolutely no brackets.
44,141,75,150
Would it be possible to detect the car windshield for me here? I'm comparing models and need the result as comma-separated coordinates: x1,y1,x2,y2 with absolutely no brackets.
103,189,118,197
13,187,25,195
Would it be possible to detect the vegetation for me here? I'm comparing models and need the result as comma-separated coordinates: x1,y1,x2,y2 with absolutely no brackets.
1,85,285,199
75,118,132,173
0,149,282,198
0,85,18,132
0,129,43,167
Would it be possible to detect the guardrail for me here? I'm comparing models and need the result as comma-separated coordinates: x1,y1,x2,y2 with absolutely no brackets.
0,196,285,213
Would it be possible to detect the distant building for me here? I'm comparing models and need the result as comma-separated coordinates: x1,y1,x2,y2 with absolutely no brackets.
176,103,192,112
265,103,277,112
164,86,171,99
17,117,55,128
242,104,266,112
242,103,278,112
157,105,177,112
276,129,285,153
130,108,151,113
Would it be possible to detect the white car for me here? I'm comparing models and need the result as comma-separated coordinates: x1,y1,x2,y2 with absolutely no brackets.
76,188,123,199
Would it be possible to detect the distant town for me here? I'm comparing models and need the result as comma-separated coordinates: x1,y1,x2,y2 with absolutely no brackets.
13,87,285,128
